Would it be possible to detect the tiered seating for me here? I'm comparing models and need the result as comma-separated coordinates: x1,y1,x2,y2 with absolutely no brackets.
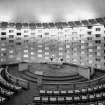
0,67,22,104
34,96,105,105
33,83,105,105
0,66,29,104
0,68,22,92
4,67,29,89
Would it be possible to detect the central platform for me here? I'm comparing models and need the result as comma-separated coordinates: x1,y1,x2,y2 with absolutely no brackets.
28,63,79,77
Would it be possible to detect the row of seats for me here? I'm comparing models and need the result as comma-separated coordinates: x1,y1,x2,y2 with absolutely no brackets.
40,84,105,96
34,92,105,104
0,66,29,104
33,82,105,104
4,67,29,89
0,67,24,104
0,68,22,92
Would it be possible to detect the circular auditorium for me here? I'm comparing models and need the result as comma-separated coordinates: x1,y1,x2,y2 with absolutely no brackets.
0,0,105,105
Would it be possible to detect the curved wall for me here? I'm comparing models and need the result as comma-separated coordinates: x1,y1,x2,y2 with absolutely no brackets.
0,23,105,70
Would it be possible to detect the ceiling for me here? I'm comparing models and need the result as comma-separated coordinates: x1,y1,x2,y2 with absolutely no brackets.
0,0,105,22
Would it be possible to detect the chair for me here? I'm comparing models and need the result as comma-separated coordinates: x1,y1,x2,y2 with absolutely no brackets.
88,87,93,94
102,92,105,98
89,94,95,102
81,95,88,102
40,90,45,96
93,86,99,92
81,88,87,95
33,96,41,104
49,97,57,104
57,96,65,104
98,84,103,91
74,89,80,95
74,95,81,103
97,101,104,105
60,90,67,96
46,90,53,96
42,97,49,104
67,90,74,95
95,93,102,101
89,102,97,105
53,90,60,96
65,96,73,104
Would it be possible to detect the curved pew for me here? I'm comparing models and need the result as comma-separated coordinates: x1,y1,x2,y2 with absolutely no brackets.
0,68,22,92
4,67,29,89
